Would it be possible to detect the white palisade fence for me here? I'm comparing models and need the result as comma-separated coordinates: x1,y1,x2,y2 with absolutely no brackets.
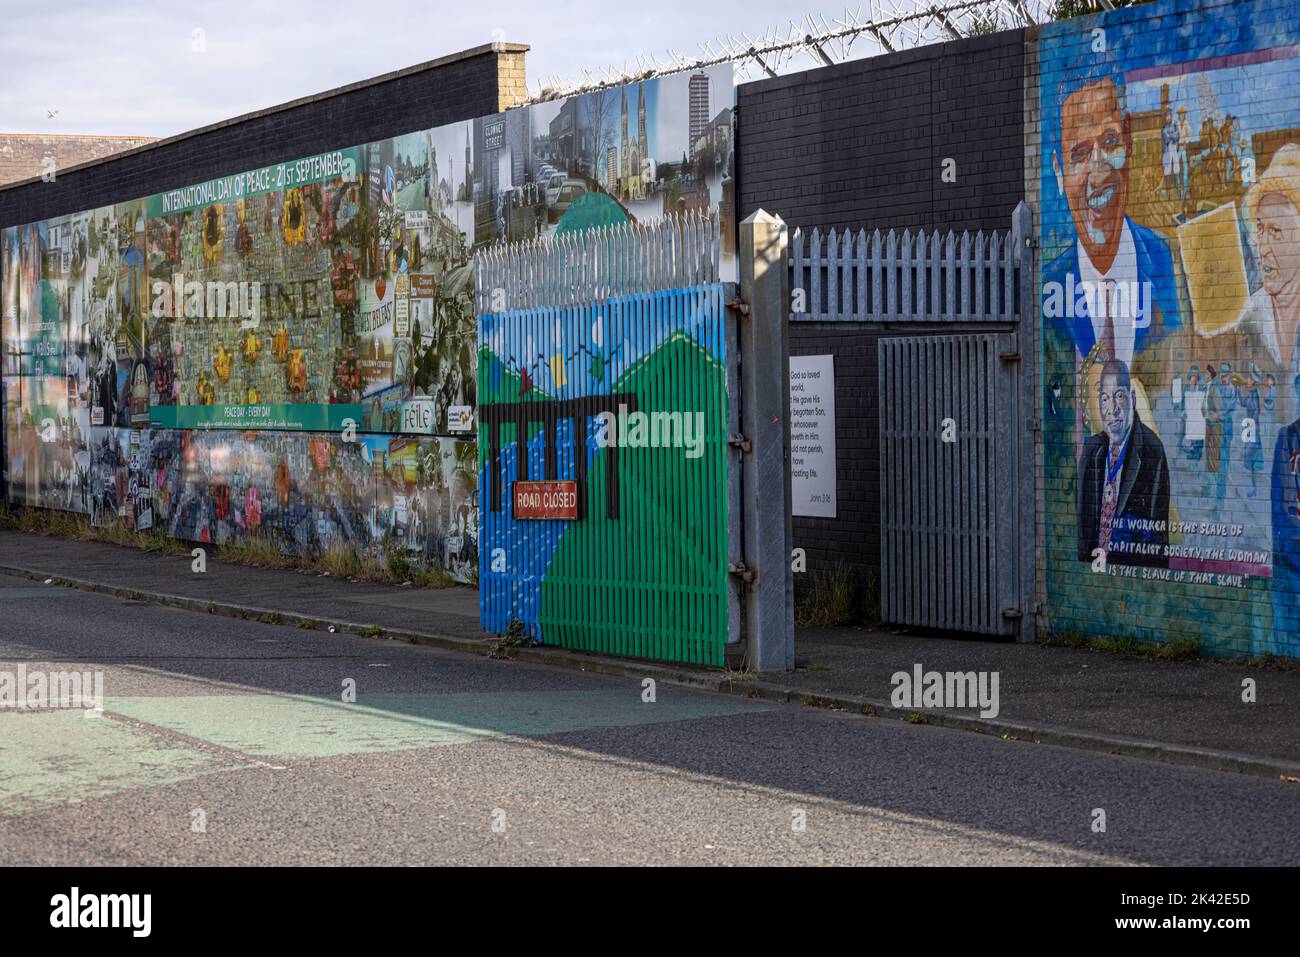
474,210,721,314
788,204,1031,323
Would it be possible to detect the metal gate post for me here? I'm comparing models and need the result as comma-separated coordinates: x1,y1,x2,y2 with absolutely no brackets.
738,209,795,672
1012,201,1038,642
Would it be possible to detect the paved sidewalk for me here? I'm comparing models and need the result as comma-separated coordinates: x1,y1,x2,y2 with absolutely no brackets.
0,529,482,640
784,625,1300,769
1,528,1297,776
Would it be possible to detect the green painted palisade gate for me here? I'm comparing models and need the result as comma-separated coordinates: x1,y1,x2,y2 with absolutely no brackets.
477,216,734,665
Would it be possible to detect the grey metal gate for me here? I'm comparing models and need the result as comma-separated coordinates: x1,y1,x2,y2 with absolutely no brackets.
878,333,1022,635
788,202,1036,640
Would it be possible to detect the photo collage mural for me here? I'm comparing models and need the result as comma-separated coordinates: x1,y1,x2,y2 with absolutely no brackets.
1,65,736,584
1039,0,1300,657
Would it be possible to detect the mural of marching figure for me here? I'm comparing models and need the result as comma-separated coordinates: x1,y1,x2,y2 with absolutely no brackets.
1040,0,1300,657
476,214,731,665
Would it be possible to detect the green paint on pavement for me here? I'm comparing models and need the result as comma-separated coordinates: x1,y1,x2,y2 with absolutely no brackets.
0,710,248,816
0,690,771,814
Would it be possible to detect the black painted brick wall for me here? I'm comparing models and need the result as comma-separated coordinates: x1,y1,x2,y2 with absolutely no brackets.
789,323,882,588
739,30,1028,593
737,29,1026,233
0,51,503,229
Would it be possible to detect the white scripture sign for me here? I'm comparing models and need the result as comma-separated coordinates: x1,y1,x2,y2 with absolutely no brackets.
789,354,837,518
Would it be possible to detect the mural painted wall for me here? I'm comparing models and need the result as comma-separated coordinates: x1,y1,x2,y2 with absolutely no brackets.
1039,0,1300,657
1,66,735,583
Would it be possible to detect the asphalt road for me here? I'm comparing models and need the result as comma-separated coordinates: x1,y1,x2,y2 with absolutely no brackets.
0,572,1296,866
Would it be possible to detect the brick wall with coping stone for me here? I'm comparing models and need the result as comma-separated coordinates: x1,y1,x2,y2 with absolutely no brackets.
0,42,524,229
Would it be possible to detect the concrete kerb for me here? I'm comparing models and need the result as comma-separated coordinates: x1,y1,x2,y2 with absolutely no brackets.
0,562,492,652
2,559,1298,784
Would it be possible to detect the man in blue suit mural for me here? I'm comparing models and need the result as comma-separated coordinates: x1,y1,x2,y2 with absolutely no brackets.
1043,75,1184,370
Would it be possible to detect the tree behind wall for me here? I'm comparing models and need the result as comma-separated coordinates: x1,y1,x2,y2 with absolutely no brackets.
1049,0,1158,19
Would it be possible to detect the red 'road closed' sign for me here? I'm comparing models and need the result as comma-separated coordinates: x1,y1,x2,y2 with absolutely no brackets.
513,480,579,520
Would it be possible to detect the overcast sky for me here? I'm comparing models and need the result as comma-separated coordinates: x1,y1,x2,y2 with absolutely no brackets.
0,0,923,138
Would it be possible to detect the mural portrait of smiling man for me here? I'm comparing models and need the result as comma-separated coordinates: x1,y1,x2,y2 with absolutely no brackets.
1045,74,1186,371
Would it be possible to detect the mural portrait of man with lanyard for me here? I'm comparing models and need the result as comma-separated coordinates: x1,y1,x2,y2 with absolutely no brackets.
1078,359,1172,567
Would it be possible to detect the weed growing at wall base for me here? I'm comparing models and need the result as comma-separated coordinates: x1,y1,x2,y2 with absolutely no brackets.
0,505,190,555
0,505,458,589
1041,627,1202,661
795,563,880,626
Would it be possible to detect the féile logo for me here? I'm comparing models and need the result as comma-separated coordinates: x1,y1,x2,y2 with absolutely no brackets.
50,888,151,937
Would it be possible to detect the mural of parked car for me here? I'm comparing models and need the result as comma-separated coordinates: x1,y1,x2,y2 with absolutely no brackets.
547,179,588,224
